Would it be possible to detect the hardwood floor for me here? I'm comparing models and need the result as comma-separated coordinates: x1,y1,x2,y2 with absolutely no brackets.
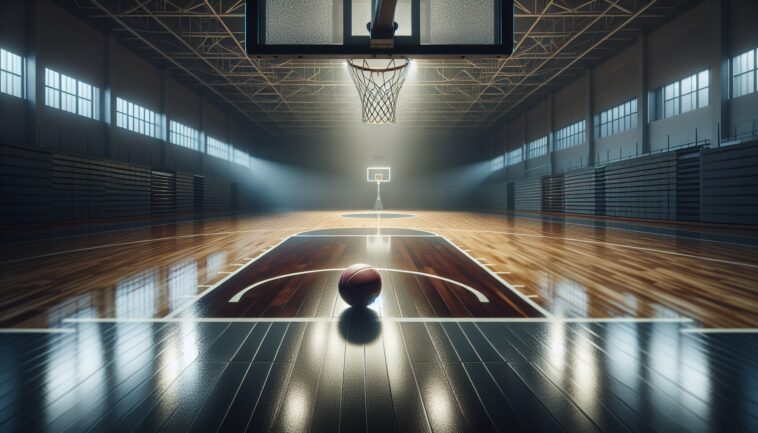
1,211,757,328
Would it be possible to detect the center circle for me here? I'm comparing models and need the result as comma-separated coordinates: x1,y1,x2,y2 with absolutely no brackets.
341,212,415,219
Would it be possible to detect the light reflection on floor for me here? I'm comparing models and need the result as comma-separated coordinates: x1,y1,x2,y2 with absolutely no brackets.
2,320,740,433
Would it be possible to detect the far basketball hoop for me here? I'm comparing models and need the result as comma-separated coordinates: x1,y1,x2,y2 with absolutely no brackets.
367,167,391,210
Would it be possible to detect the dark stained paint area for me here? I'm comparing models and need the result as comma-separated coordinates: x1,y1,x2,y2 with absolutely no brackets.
182,228,543,318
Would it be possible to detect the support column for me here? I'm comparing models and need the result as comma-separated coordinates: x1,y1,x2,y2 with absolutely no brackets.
227,110,234,171
159,68,169,169
586,69,595,167
25,0,38,147
547,92,555,174
714,0,729,146
521,114,527,174
637,32,650,155
104,32,116,159
502,121,509,180
199,95,206,175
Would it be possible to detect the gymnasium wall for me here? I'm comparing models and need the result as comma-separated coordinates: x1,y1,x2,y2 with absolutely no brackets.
250,132,489,210
482,0,758,224
0,0,263,226
479,139,758,225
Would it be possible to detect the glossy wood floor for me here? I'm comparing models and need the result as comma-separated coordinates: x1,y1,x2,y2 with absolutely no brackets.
1,321,755,433
1,211,757,328
1,211,757,433
183,227,542,319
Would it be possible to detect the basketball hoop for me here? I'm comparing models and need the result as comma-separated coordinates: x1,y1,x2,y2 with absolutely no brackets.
347,58,410,125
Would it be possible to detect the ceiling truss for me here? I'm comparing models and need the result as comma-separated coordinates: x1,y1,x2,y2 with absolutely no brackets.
68,0,695,134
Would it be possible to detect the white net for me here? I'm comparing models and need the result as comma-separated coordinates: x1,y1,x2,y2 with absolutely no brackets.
347,58,410,125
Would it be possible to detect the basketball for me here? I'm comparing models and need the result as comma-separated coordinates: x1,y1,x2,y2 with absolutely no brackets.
338,264,382,308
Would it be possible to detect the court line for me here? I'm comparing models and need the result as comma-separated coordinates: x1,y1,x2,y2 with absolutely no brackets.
62,317,694,324
0,328,75,333
1,228,291,265
164,228,446,319
340,212,418,218
680,328,758,334
422,227,758,270
12,224,757,270
436,233,553,318
478,211,758,249
163,234,294,319
228,267,490,303
294,234,437,238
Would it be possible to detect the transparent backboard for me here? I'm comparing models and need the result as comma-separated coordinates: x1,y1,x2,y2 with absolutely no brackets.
246,0,514,58
367,167,391,183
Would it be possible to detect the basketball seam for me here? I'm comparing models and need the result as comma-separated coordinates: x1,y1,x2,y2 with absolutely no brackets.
343,266,375,287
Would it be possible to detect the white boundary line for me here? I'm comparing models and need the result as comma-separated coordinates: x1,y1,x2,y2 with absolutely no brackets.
424,227,758,270
340,212,418,219
0,328,75,333
63,317,695,324
163,234,294,319
295,235,436,238
228,267,490,303
681,328,758,334
478,211,758,249
12,224,758,270
164,227,549,319
1,228,285,265
436,233,553,317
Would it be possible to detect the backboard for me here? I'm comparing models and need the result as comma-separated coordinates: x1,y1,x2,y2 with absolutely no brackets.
245,0,514,58
367,167,391,183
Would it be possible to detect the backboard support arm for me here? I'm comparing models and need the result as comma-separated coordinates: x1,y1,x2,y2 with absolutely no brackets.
370,0,398,48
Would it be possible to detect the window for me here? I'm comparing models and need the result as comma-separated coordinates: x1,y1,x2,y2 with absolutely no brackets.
233,148,250,167
526,136,547,159
555,120,586,150
490,154,504,172
116,97,158,138
45,68,100,119
653,70,708,120
506,147,522,166
732,49,757,98
595,99,637,138
207,136,231,160
169,120,200,151
0,48,23,98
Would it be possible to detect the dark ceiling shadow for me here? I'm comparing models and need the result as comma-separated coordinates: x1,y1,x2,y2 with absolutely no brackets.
338,307,382,345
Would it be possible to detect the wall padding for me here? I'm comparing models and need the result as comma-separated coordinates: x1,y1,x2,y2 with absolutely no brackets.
514,177,541,211
701,142,758,224
602,153,676,220
564,168,595,215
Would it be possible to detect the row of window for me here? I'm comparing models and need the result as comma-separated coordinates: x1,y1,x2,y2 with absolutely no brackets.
653,70,709,120
555,120,586,150
0,49,23,98
45,68,101,121
0,50,251,167
733,48,757,98
169,120,200,152
595,100,636,139
507,148,522,166
526,136,547,160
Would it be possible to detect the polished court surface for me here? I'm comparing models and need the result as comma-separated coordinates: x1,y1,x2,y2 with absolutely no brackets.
1,211,757,432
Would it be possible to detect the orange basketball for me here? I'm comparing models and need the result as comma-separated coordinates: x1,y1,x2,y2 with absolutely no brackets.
338,264,382,308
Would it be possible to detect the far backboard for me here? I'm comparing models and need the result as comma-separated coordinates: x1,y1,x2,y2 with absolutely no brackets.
367,167,391,183
246,0,514,58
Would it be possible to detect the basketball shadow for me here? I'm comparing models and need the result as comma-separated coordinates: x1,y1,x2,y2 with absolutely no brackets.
338,307,382,345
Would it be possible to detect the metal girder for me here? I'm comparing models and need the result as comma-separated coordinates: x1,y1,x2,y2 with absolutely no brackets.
68,0,695,134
